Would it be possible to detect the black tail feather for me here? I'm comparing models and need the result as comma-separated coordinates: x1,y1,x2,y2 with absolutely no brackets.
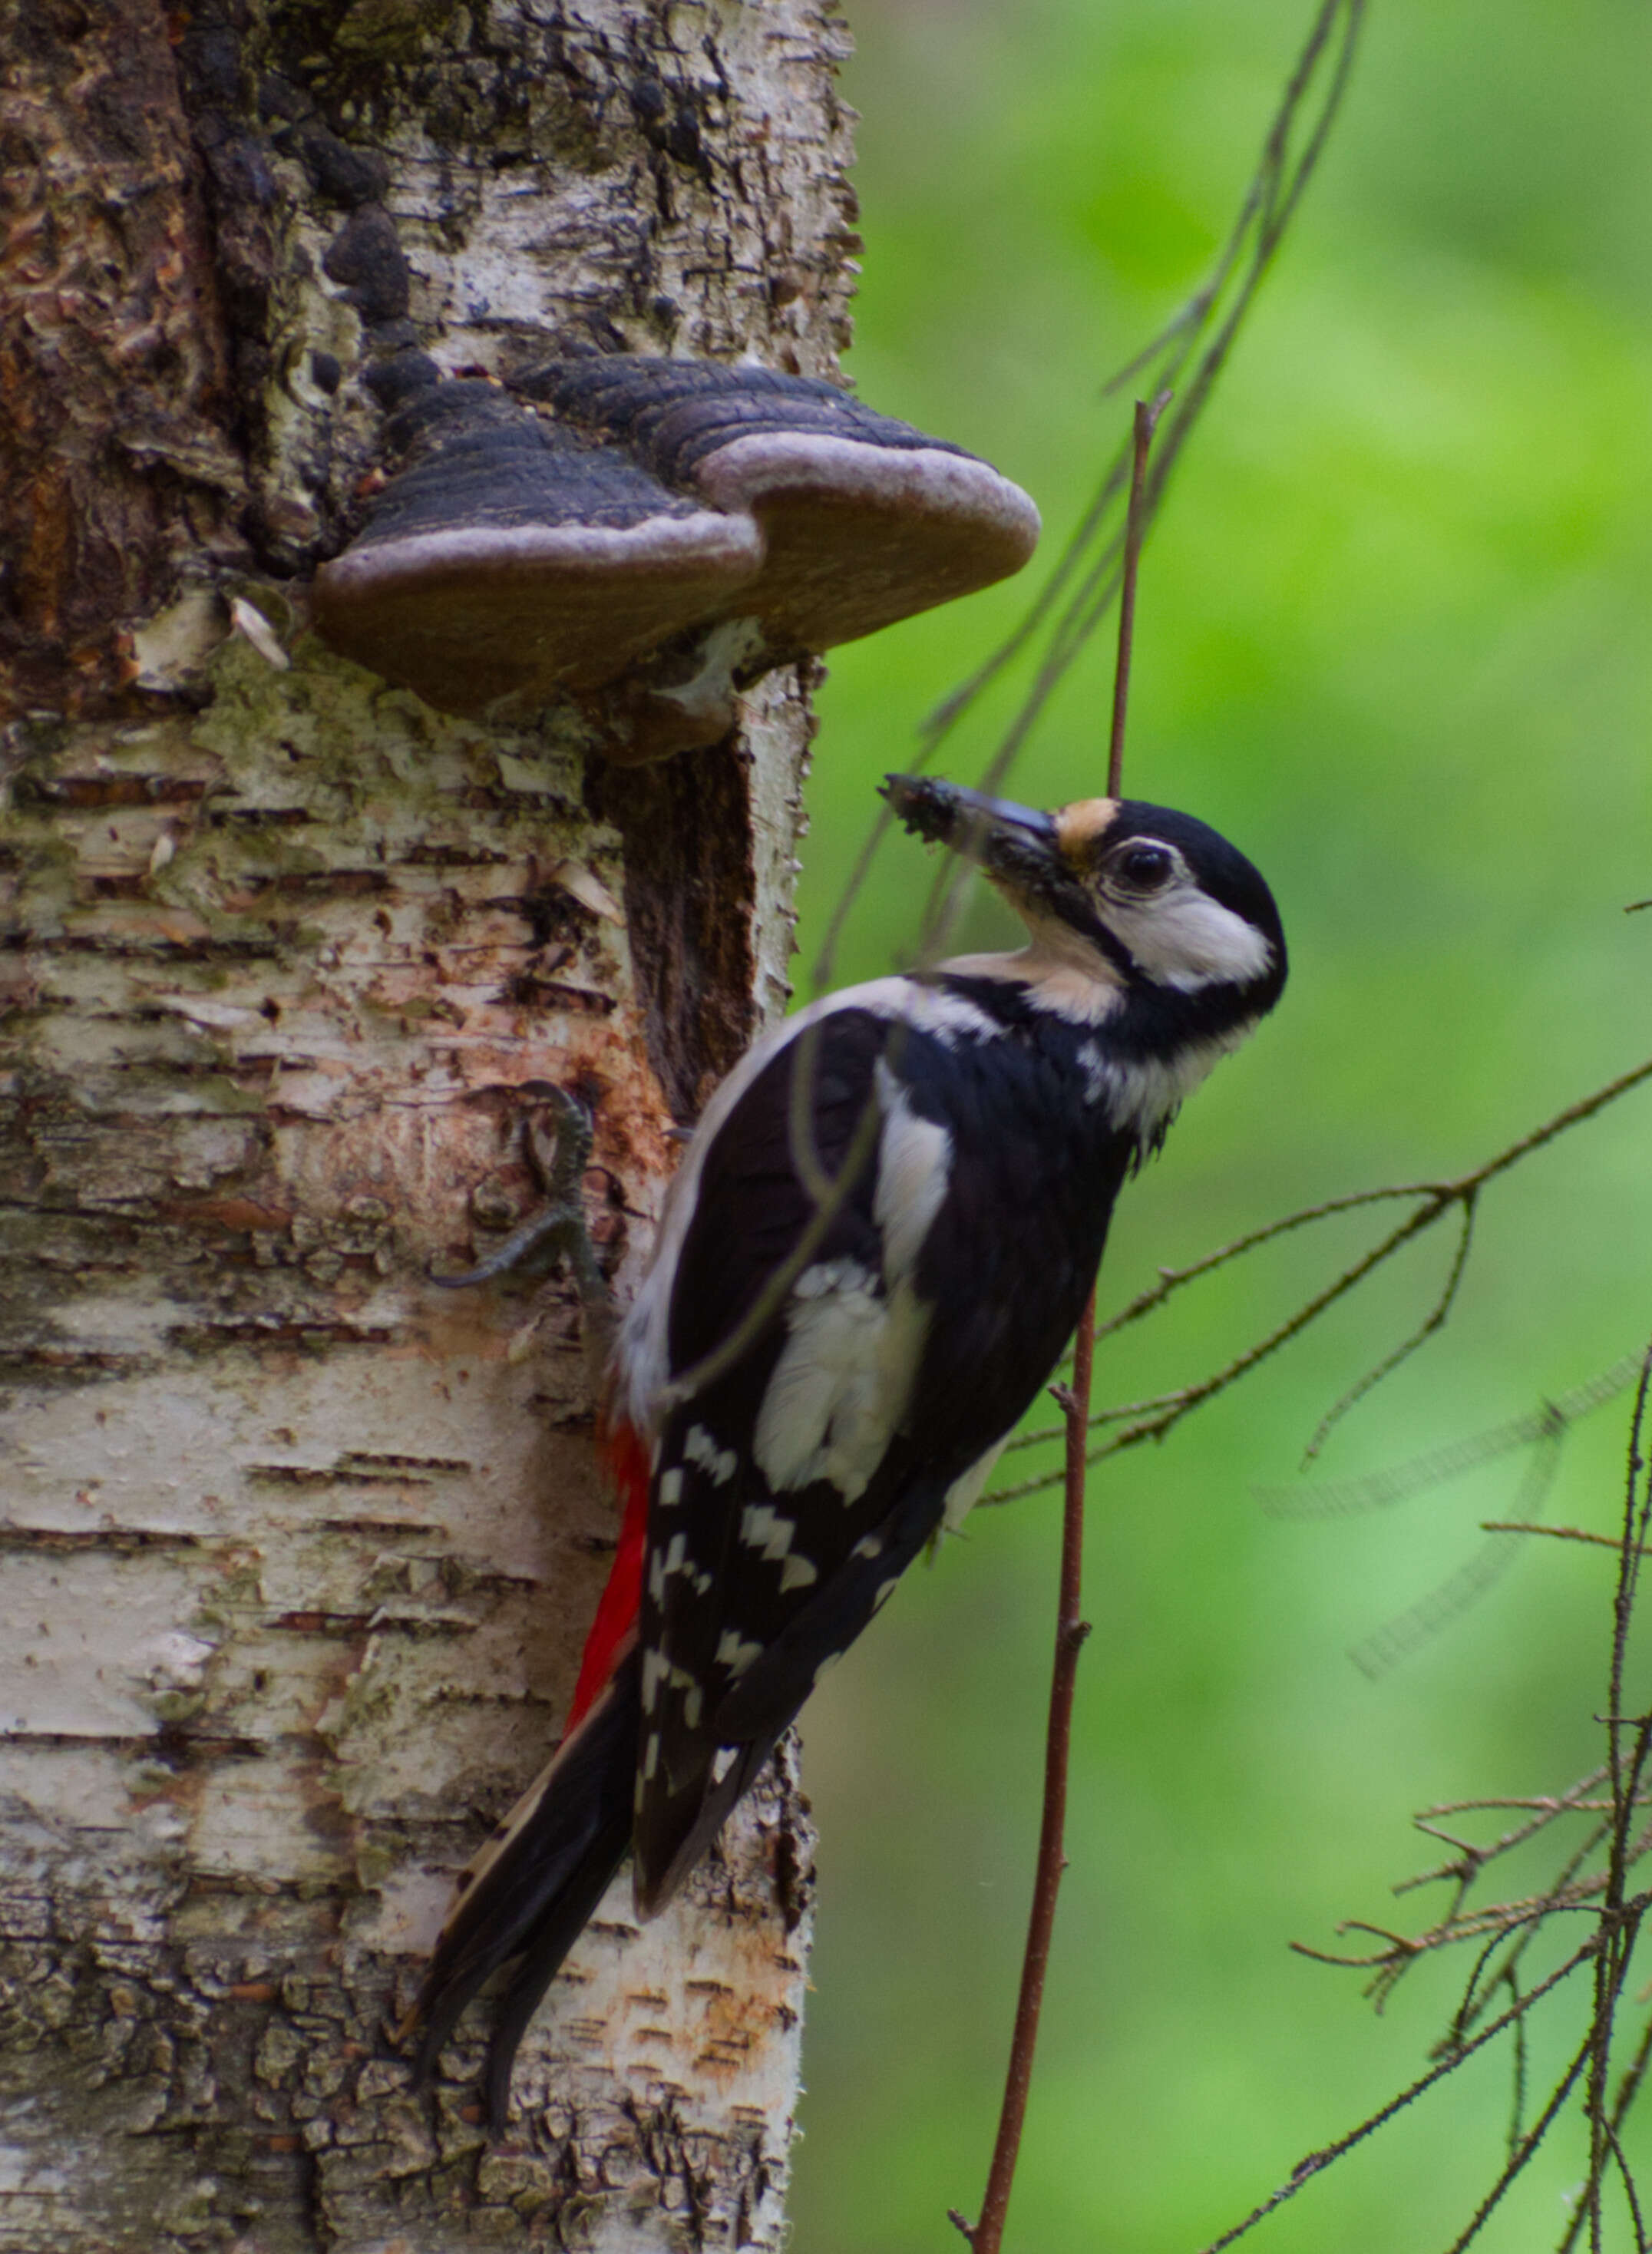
481,1814,629,2133
408,1645,639,2117
630,1476,950,1912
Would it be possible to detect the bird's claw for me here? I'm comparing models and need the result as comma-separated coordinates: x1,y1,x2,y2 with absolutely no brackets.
433,1083,611,1316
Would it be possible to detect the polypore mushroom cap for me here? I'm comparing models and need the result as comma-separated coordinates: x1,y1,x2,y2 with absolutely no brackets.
312,381,760,717
312,359,1040,733
536,357,1041,655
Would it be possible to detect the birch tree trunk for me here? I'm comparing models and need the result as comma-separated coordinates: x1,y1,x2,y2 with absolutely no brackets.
0,2,857,2244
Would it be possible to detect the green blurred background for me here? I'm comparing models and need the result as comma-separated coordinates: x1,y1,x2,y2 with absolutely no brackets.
782,1,1652,2247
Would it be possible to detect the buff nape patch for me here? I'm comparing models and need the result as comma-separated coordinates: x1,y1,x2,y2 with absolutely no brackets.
1055,797,1118,864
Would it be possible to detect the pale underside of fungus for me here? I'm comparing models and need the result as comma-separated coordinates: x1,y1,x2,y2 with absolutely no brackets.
312,356,1040,758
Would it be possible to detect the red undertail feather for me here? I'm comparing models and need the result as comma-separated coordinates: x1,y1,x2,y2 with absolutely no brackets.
563,1416,649,1737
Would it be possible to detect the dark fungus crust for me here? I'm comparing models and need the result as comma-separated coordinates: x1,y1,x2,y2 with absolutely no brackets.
312,358,1040,750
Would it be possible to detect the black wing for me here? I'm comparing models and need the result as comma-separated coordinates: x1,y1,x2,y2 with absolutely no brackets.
630,992,1132,1910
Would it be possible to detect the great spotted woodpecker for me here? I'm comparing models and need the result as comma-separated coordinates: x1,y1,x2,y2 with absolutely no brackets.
407,773,1287,2123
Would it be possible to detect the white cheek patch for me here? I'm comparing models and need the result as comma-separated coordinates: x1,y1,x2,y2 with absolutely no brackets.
1108,885,1274,993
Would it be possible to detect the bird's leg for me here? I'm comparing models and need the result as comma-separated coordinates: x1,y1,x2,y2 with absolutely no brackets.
434,1082,616,1356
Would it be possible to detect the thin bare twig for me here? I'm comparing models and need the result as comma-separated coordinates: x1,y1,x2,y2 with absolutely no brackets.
1603,2122,1647,2254
922,0,1364,767
1482,1523,1652,1552
990,1054,1652,1504
1441,2029,1595,2254
1507,1968,1532,2159
1578,1349,1652,2244
955,376,1168,2249
1192,1942,1601,2254
811,0,1366,999
1257,1343,1652,2249
1558,2017,1652,2254
1107,395,1171,795
953,1297,1097,2253
1413,1778,1617,1826
1302,1191,1479,1466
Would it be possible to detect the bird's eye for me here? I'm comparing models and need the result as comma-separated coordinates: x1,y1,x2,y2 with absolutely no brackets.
1108,841,1176,892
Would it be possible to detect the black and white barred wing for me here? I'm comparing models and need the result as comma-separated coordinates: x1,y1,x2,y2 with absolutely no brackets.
631,1003,965,1910
629,985,1132,1911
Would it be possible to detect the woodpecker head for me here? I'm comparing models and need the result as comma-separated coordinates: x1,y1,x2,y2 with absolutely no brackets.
884,772,1287,1029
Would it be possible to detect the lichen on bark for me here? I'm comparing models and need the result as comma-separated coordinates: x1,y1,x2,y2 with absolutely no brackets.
0,0,855,2242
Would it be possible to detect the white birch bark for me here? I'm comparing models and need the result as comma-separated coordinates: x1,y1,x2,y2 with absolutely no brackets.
0,1,857,2243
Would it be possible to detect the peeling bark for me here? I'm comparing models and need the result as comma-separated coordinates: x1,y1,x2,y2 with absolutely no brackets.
0,0,855,2242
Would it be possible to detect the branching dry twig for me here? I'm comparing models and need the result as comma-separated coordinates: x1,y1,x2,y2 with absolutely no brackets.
952,392,1165,2254
798,0,1652,2235
1231,1340,1652,2250
988,1054,1652,1505
1191,1941,1602,2254
919,0,1366,769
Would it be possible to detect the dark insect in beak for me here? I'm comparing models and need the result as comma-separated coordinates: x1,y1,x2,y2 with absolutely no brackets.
881,774,1062,898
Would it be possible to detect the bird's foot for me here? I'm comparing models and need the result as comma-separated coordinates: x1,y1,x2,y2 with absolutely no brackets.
434,1082,613,1324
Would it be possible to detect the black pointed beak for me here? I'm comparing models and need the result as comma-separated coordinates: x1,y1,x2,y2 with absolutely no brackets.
881,775,1062,897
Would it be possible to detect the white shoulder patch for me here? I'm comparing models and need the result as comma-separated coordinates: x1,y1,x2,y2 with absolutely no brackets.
611,975,987,1434
752,1256,927,1502
872,1061,952,1287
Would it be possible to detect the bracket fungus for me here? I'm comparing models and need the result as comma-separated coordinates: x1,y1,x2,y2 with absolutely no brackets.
312,356,1040,759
